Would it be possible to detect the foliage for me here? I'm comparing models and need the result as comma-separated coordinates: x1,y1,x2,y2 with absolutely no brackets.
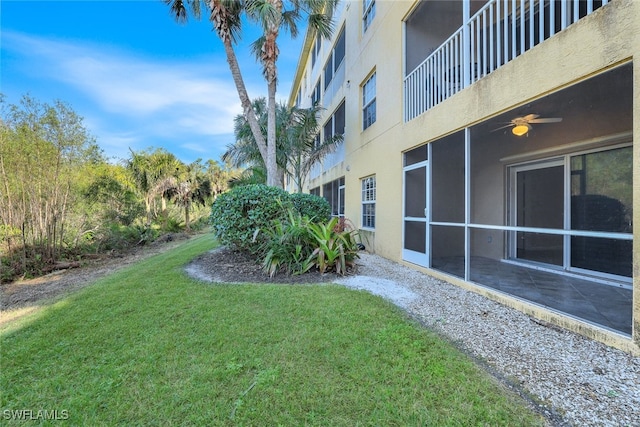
165,0,339,187
211,185,353,276
0,94,103,273
1,236,546,426
256,210,359,277
224,98,342,191
289,192,331,221
81,162,143,227
210,184,293,253
306,216,360,275
258,210,316,277
284,104,343,192
0,94,236,282
93,224,159,252
126,147,181,225
163,159,212,231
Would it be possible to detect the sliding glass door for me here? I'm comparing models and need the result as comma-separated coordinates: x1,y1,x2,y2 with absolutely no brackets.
510,159,564,266
508,146,632,280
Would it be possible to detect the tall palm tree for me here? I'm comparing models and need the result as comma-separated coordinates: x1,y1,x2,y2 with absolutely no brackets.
286,103,343,193
224,98,341,191
165,0,337,188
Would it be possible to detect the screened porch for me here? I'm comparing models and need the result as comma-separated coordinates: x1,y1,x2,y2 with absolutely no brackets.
404,0,612,121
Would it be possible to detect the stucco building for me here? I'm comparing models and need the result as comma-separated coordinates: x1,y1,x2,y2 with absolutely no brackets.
287,0,639,354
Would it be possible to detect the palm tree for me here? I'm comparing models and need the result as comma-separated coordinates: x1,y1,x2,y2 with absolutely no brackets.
164,160,212,231
205,159,241,198
126,148,181,226
286,104,343,193
165,0,337,188
224,98,341,192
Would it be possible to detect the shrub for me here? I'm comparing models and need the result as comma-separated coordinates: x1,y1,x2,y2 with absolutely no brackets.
210,184,293,253
258,210,317,277
307,217,360,275
289,193,331,221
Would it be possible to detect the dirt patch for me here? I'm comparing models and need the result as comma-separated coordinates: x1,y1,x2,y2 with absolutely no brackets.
185,246,344,285
1,235,353,326
0,233,190,322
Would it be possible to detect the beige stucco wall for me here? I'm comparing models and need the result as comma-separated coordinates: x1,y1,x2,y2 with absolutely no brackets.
299,0,640,353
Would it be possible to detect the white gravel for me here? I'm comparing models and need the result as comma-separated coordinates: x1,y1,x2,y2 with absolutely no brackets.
337,252,640,427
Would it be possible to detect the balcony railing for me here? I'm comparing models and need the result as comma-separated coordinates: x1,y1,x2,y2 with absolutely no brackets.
404,0,609,122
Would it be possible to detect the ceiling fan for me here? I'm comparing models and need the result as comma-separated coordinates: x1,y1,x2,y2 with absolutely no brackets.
493,114,563,136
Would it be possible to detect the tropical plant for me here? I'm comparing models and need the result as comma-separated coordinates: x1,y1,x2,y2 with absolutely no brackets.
164,160,212,231
306,216,359,275
285,104,343,193
258,209,316,277
126,148,181,226
225,99,342,192
165,0,338,188
205,159,241,199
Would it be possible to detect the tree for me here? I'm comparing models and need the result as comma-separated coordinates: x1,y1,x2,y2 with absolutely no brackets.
205,159,241,198
164,160,212,231
126,148,181,226
0,95,102,265
285,103,343,192
224,98,341,192
165,0,337,188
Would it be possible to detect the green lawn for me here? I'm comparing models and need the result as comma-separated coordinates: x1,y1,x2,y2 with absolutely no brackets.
1,235,545,426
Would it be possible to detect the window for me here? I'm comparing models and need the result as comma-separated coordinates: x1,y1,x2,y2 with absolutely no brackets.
323,101,345,141
361,176,376,229
311,35,321,68
311,80,321,105
323,27,345,90
310,187,320,197
363,0,376,32
362,72,376,129
323,177,345,217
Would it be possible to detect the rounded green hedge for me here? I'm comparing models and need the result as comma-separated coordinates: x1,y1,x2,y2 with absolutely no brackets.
289,193,331,221
210,184,293,253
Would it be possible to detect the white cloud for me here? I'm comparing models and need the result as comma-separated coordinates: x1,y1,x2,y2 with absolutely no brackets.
3,31,246,136
2,29,300,163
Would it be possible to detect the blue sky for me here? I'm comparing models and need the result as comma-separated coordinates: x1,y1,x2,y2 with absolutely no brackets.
1,0,306,164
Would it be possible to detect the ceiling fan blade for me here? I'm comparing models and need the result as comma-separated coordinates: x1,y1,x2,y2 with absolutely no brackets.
522,114,539,121
490,124,514,132
529,117,563,123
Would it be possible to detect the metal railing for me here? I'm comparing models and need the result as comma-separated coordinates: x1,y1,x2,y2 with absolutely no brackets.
404,0,609,122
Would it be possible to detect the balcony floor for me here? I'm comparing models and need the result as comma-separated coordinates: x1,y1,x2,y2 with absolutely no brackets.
431,256,632,335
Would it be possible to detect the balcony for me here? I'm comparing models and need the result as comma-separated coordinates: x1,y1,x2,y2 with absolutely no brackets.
404,0,610,122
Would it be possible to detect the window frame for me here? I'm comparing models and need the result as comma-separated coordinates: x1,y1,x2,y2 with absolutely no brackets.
363,0,376,32
323,100,346,142
322,26,346,91
361,175,376,230
311,35,321,69
362,72,377,130
311,80,321,105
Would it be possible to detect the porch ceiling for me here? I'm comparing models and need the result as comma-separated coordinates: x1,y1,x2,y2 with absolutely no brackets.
473,64,633,146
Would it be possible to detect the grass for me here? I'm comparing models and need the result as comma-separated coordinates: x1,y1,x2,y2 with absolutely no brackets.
1,235,546,426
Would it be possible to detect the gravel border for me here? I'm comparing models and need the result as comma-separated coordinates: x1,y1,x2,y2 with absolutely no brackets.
336,253,640,427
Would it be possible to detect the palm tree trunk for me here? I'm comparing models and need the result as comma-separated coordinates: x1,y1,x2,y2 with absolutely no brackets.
264,0,283,188
184,204,190,231
211,0,273,185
